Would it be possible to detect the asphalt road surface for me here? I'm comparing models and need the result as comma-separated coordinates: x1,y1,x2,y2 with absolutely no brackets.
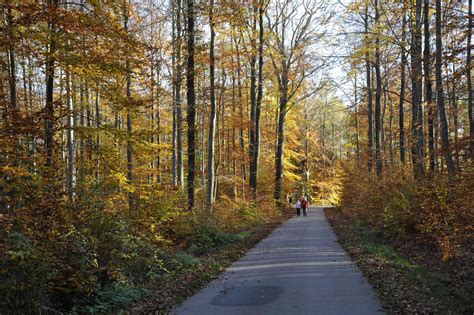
172,207,384,315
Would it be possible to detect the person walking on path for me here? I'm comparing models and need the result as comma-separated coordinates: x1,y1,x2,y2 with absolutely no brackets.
295,199,301,216
301,196,308,216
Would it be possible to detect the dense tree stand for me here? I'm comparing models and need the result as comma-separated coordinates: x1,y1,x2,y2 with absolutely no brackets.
1,0,471,312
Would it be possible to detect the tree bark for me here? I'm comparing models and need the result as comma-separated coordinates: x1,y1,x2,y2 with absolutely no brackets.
124,6,134,210
86,83,92,161
364,4,374,172
232,31,246,197
354,71,360,160
389,92,394,165
186,0,196,210
172,3,177,186
468,0,473,160
434,0,455,175
274,70,288,204
410,0,426,178
66,68,75,202
154,61,162,183
399,12,406,164
424,0,435,174
173,0,184,188
252,0,264,195
248,5,258,197
214,75,225,201
450,63,459,170
7,4,17,112
374,0,382,176
231,68,238,198
274,96,287,204
94,85,100,180
45,0,58,167
207,0,216,210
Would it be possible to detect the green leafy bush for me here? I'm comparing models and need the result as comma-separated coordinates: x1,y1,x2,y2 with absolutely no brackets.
71,282,148,314
0,233,53,313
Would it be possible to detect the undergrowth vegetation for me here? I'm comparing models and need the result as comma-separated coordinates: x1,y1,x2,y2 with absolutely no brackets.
340,163,474,260
0,180,284,313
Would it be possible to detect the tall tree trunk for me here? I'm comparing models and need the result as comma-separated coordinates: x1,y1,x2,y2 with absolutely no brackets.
124,3,134,210
21,57,30,155
354,72,360,160
274,73,288,204
214,77,225,201
171,0,177,186
201,109,206,194
424,0,435,174
411,0,426,178
21,57,27,109
172,87,177,184
66,68,75,202
381,73,387,162
149,59,155,184
6,2,20,163
252,0,264,195
45,0,58,167
434,0,455,175
7,4,17,112
231,69,238,198
248,1,264,197
399,12,407,164
321,104,326,177
451,64,459,170
248,6,258,196
434,110,439,171
59,70,65,168
79,79,85,167
274,103,286,204
364,4,374,172
374,0,382,176
126,81,133,208
156,67,162,183
94,86,100,180
173,0,184,188
233,32,246,196
389,94,394,165
86,83,92,161
186,0,196,210
468,0,473,160
207,0,216,209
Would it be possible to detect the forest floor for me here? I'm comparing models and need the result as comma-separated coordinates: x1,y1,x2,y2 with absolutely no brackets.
128,207,294,314
325,208,474,314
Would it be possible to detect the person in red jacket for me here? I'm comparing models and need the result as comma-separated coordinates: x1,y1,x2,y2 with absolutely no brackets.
301,196,309,216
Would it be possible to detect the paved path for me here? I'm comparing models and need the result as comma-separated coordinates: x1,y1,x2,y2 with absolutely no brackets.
172,207,384,315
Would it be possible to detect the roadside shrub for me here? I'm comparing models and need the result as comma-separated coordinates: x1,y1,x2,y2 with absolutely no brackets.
341,165,474,259
49,226,99,310
71,282,148,314
416,175,474,259
0,165,280,312
181,221,236,256
161,252,200,273
0,232,53,313
382,183,415,235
